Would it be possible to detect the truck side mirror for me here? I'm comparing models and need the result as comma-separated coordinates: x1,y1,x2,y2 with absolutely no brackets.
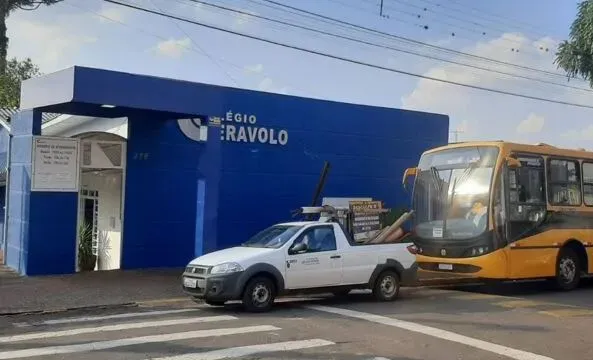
402,167,418,192
289,242,308,255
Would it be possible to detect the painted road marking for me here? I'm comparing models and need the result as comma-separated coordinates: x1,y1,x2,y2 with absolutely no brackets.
451,293,511,300
13,308,200,327
307,305,554,360
1,315,237,343
494,300,547,308
0,325,281,359
148,338,335,360
137,298,192,307
538,309,593,318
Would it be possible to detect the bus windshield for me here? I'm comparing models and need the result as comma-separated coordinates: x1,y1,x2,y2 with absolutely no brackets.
412,146,500,240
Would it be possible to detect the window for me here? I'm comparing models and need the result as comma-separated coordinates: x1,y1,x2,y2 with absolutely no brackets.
582,162,593,206
507,155,547,241
509,155,546,205
548,159,581,206
291,226,337,253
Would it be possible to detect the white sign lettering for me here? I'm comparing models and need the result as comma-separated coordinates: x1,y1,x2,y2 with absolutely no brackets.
31,136,80,192
221,111,288,146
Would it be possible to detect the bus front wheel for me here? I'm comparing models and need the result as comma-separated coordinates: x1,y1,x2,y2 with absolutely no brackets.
552,247,581,291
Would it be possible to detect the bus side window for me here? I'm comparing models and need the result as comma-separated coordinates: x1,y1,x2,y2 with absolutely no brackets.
548,158,582,206
582,162,593,206
507,155,546,241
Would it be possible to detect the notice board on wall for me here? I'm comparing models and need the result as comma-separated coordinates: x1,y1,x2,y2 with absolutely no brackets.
31,136,80,192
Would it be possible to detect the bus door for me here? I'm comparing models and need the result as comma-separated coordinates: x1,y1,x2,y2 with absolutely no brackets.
503,154,550,278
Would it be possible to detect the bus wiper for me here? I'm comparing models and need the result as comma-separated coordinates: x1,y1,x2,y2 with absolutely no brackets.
430,166,442,193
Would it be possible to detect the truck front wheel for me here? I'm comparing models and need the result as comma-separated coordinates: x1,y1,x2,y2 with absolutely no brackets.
372,270,400,301
242,276,276,312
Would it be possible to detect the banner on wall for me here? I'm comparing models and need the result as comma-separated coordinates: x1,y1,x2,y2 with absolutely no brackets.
31,136,80,192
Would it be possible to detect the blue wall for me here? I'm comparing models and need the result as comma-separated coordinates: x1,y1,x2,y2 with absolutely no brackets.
213,93,448,250
120,88,448,268
9,66,448,274
122,116,221,269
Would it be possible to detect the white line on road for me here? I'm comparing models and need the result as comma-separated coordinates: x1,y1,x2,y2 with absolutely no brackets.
306,305,554,360
0,325,280,360
1,315,237,343
13,308,200,327
148,338,335,360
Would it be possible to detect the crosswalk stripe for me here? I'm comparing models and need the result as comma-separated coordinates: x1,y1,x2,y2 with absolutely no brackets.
307,305,554,360
147,338,335,360
1,315,237,343
0,325,281,360
13,309,201,327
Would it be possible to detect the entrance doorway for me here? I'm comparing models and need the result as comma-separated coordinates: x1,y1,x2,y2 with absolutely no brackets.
75,134,126,272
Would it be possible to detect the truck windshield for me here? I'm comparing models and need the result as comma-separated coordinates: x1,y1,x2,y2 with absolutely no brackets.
241,225,304,248
412,146,499,240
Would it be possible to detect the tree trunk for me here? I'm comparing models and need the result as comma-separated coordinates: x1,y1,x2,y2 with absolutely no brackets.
0,7,8,75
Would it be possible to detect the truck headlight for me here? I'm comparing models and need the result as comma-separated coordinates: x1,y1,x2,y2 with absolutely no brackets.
210,262,244,274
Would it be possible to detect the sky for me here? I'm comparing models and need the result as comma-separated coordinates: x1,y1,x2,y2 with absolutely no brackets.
6,0,593,148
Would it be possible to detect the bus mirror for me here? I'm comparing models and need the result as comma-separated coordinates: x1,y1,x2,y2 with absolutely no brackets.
402,167,418,191
505,157,522,168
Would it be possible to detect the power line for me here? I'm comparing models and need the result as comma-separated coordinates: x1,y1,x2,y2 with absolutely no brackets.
66,1,312,96
447,0,557,38
102,0,593,110
184,0,592,93
389,0,536,47
261,0,577,82
147,0,240,86
409,0,554,41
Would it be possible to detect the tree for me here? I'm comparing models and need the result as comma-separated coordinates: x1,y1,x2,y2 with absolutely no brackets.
555,0,593,87
0,1,63,73
0,57,42,108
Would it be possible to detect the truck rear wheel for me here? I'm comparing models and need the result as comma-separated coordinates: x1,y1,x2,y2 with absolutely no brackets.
242,276,276,312
372,270,400,301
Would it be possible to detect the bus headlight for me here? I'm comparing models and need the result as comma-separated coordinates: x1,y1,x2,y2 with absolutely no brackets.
469,246,489,256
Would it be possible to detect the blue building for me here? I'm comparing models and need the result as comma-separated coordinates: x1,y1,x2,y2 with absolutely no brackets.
0,66,449,276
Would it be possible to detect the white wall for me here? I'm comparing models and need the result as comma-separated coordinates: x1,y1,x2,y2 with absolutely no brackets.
81,171,123,271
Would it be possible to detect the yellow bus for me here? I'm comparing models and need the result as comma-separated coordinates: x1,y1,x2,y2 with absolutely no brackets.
402,140,593,290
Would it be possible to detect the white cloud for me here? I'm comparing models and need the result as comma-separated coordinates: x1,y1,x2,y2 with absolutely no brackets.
517,113,545,133
561,126,593,141
258,77,288,94
7,17,97,72
244,63,264,74
400,32,593,145
154,37,192,59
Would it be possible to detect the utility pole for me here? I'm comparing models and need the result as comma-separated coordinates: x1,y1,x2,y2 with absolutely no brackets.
380,0,384,17
450,129,464,143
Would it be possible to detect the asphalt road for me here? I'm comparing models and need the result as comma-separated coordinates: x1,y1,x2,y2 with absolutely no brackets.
1,280,593,360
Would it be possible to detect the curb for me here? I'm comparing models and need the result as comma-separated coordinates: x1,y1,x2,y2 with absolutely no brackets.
0,302,138,317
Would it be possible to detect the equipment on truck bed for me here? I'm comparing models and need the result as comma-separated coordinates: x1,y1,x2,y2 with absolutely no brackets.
292,203,412,244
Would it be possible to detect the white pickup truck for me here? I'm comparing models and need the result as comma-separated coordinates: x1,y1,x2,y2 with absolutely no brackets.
182,208,418,312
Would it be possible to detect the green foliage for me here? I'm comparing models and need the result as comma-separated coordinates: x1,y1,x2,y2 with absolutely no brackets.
555,0,593,87
77,222,96,271
0,57,41,108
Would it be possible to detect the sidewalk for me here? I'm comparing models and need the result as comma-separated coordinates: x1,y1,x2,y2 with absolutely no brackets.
0,267,478,316
0,268,186,316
